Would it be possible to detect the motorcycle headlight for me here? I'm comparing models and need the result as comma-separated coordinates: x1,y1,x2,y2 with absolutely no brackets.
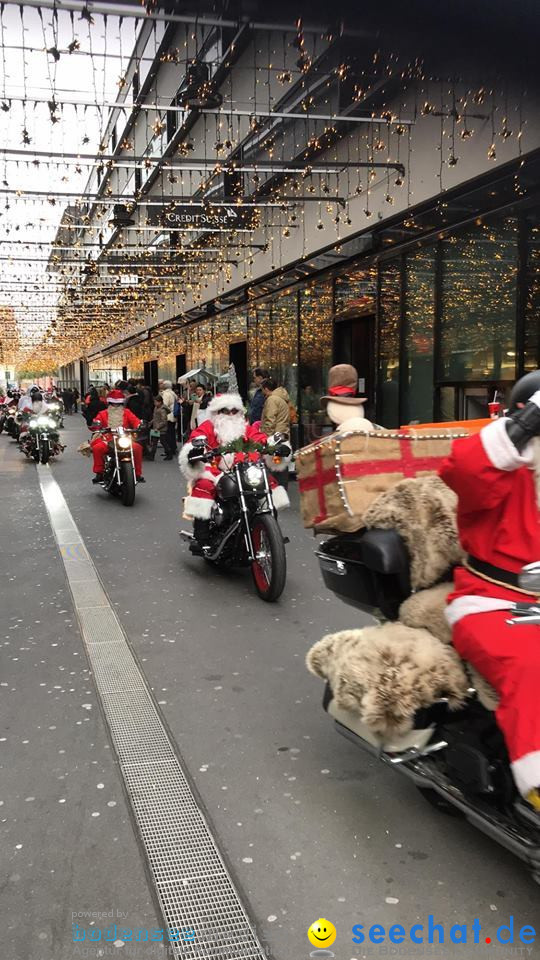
117,436,132,449
37,415,49,426
47,417,57,429
245,464,264,487
29,419,38,428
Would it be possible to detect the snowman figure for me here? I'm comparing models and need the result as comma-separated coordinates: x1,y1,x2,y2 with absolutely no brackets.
320,364,374,433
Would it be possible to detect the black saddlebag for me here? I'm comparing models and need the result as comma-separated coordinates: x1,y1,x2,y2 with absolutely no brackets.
316,528,411,620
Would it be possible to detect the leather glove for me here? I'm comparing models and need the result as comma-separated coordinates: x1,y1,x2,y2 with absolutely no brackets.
187,443,207,463
505,390,540,452
273,443,292,458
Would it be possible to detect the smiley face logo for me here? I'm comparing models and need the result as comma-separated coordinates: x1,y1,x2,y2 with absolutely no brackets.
307,918,337,948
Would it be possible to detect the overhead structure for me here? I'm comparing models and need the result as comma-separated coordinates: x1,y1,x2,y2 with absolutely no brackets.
0,0,537,379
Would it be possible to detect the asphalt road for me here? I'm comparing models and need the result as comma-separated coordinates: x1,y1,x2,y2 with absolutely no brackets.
1,415,538,960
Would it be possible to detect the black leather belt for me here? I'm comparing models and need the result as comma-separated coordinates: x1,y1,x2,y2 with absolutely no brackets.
465,555,520,590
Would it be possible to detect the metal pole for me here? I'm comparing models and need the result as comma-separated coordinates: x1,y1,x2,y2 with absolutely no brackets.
2,0,367,35
0,93,413,125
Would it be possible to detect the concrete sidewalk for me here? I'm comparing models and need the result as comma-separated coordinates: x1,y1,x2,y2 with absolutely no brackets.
0,435,159,960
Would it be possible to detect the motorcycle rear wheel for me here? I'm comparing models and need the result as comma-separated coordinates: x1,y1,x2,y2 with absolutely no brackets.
250,513,286,602
120,461,136,506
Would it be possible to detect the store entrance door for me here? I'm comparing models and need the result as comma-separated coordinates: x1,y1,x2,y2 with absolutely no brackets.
229,341,248,402
143,360,159,394
333,313,375,414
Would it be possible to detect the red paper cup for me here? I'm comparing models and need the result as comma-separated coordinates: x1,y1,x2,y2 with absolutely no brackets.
488,401,501,419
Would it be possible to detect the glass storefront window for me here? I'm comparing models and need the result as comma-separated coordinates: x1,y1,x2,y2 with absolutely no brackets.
335,265,377,316
439,218,518,383
524,221,540,372
402,248,435,424
248,293,298,397
299,280,333,440
378,259,401,428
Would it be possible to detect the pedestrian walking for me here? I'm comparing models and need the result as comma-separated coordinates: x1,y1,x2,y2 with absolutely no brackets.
249,368,269,424
158,380,178,456
260,377,291,488
148,395,172,460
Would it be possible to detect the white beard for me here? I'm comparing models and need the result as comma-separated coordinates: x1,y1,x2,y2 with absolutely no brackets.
213,412,247,446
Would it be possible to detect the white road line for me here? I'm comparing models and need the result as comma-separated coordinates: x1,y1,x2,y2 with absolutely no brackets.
37,464,267,960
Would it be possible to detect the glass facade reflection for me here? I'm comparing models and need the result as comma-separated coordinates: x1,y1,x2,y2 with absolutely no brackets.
96,199,540,436
403,248,436,424
439,219,518,383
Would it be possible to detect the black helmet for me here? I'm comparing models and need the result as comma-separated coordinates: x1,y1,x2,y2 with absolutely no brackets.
509,370,540,414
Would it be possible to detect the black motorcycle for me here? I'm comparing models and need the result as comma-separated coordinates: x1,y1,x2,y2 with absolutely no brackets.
181,439,288,602
0,403,13,434
93,426,140,507
314,530,540,882
20,413,63,464
5,408,22,440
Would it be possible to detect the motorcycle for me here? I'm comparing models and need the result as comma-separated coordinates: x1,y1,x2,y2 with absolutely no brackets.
93,426,139,506
180,438,288,601
0,402,14,434
314,529,540,882
20,413,63,464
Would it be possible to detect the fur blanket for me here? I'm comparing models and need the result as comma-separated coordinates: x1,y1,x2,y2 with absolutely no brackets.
362,475,464,590
306,623,469,737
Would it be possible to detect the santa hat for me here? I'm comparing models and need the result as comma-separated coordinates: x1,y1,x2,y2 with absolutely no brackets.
208,393,245,417
107,389,125,404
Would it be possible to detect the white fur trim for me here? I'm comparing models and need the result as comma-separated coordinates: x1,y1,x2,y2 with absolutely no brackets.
512,750,540,797
480,417,533,470
207,393,244,417
530,389,540,409
445,595,514,627
264,453,290,472
336,415,374,432
178,443,205,482
183,495,214,520
271,485,290,510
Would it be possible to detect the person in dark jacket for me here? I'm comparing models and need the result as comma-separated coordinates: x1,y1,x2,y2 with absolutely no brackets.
84,387,107,427
124,383,145,420
249,368,269,424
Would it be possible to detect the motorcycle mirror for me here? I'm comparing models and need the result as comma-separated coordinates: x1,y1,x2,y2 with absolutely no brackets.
518,561,540,594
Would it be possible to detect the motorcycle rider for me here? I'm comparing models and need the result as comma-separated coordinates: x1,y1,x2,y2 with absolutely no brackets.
440,370,540,810
178,391,291,546
90,389,145,484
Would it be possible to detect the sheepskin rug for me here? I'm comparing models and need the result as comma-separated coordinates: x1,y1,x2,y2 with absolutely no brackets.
362,475,464,590
399,583,453,644
306,623,469,738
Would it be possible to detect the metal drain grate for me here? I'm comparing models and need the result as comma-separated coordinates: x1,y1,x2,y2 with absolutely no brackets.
38,467,267,960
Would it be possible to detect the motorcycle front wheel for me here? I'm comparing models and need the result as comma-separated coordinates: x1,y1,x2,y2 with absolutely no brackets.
250,513,286,602
39,442,50,464
120,460,136,506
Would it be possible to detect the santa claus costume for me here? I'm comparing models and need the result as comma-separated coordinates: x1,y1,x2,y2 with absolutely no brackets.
440,378,540,805
178,392,290,518
90,389,144,481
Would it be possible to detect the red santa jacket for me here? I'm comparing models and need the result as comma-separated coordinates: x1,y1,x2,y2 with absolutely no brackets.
440,418,540,611
90,407,142,435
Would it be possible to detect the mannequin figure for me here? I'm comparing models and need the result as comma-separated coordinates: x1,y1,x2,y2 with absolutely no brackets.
321,364,374,433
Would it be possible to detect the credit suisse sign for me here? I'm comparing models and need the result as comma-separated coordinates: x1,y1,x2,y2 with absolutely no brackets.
148,204,258,230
